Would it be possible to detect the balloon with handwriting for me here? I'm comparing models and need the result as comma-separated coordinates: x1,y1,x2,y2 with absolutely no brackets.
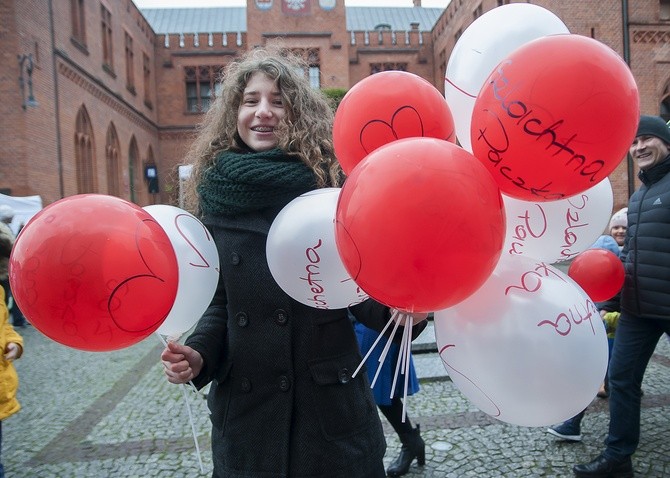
333,70,455,175
434,254,608,427
568,249,625,302
471,34,639,201
445,3,569,152
501,178,613,263
8,194,178,352
335,138,504,313
267,188,368,310
144,205,220,339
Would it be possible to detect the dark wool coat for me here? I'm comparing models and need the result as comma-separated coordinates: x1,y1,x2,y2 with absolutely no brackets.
187,209,408,478
620,155,670,320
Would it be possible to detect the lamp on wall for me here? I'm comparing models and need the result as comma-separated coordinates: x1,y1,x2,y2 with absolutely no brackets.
145,165,159,194
18,53,38,110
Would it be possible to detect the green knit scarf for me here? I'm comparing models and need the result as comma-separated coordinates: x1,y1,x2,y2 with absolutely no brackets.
197,148,318,216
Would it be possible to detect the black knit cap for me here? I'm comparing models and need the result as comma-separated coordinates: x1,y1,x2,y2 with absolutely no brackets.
636,115,670,145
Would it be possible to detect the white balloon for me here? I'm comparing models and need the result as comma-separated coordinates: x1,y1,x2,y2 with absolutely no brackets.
267,188,368,309
502,178,614,263
144,205,220,338
434,255,608,427
444,3,569,151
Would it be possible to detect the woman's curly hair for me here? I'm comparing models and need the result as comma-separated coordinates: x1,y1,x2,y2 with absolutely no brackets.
182,46,342,213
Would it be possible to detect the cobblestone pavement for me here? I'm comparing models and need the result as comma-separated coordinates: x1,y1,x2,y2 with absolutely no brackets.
4,324,669,477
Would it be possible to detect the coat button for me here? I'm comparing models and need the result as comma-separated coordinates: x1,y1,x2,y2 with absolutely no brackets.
274,309,288,326
278,375,291,392
236,312,249,327
231,252,240,265
338,368,350,384
241,377,252,393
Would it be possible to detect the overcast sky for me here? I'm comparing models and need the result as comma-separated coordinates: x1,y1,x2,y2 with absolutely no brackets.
134,0,451,8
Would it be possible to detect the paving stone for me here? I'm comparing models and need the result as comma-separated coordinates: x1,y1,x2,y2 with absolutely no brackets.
3,325,669,477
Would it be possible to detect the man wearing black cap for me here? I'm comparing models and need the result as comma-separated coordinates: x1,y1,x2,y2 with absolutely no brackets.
574,115,670,477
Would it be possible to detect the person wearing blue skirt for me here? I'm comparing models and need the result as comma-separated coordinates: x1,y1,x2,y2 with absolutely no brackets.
354,321,425,477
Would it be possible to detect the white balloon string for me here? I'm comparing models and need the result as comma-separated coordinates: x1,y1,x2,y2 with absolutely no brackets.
402,318,412,423
156,332,168,347
370,349,385,388
390,314,409,399
180,382,205,473
371,315,402,389
156,332,205,472
352,310,399,378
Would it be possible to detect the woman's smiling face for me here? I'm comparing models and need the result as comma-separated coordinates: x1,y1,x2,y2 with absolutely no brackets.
237,72,286,152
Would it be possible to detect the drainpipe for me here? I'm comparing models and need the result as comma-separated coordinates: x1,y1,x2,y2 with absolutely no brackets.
48,0,65,198
622,0,635,199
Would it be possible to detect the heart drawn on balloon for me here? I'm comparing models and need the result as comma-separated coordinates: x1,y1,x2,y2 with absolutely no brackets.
359,106,424,154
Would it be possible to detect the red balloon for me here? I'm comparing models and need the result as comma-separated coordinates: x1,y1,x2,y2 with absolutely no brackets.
333,71,456,174
568,248,624,302
471,34,639,201
8,194,178,351
335,138,505,312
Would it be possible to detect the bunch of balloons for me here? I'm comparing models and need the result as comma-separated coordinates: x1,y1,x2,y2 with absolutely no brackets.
266,3,639,428
9,194,219,351
269,71,504,314
437,3,638,426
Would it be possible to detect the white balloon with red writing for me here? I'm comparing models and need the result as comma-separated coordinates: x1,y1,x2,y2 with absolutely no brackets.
434,254,608,427
444,3,569,152
144,205,220,339
501,177,613,263
267,188,368,310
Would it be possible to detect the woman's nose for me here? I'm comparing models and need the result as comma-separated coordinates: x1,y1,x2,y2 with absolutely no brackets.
255,99,273,117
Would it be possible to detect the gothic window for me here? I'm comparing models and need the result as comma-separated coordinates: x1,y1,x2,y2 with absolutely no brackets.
128,137,140,203
369,63,408,75
185,65,223,113
125,32,135,93
101,4,114,73
661,0,670,20
288,48,321,89
661,83,670,123
143,52,152,108
75,106,97,194
71,0,86,46
106,123,121,197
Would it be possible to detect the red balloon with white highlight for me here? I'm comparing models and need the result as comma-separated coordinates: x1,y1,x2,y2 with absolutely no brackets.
9,194,179,351
335,138,505,313
471,34,639,201
568,248,625,302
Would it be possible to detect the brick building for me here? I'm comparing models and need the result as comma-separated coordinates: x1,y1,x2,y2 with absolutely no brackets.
1,0,669,210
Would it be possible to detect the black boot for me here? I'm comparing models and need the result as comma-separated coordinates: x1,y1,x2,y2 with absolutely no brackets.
386,425,425,477
573,453,633,478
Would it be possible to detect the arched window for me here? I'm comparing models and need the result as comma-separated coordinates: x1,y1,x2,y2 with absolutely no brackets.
106,123,121,197
74,106,97,193
661,0,670,20
661,82,670,123
128,136,140,203
145,146,159,195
